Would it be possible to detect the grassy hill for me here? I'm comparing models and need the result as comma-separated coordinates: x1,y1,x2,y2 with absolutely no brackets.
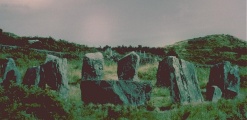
1,29,247,119
165,34,247,66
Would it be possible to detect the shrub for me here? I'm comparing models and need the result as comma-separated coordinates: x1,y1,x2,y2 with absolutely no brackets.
0,83,69,119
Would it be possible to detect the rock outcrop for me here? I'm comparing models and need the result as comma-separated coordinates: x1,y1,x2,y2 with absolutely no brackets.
82,52,104,80
0,58,21,86
23,66,40,86
117,52,140,81
80,80,152,106
206,61,240,99
156,56,203,104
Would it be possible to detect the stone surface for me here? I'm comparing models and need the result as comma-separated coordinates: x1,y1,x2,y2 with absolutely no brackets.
82,52,104,80
156,58,171,87
40,55,69,99
206,61,240,99
157,56,203,104
206,86,222,102
117,51,140,81
0,58,21,86
23,66,40,86
80,80,152,106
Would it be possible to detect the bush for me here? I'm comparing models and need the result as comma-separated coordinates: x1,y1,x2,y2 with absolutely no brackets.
0,83,69,119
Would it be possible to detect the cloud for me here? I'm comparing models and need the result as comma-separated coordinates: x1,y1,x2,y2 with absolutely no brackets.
0,0,245,47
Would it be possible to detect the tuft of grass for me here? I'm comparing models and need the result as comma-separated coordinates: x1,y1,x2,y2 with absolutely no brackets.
103,62,118,80
138,62,158,80
67,59,82,84
195,67,210,89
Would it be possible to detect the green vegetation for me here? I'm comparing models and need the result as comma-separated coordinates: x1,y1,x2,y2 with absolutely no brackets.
0,83,69,119
165,34,247,66
1,29,247,119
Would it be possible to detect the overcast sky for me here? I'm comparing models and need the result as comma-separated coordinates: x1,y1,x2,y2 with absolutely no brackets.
0,0,246,47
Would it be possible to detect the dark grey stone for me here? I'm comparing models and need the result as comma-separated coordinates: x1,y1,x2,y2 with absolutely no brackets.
0,58,21,86
206,86,222,102
80,80,152,106
40,55,69,99
157,56,203,104
82,52,104,80
23,66,40,86
117,51,140,81
206,61,240,99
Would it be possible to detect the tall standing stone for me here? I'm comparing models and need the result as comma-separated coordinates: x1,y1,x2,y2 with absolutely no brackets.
117,51,140,81
23,66,40,86
82,52,104,80
40,55,69,100
157,56,203,104
156,59,171,87
0,58,21,86
206,61,240,99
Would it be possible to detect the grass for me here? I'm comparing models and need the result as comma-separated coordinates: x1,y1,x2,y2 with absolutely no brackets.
1,34,247,119
138,62,158,80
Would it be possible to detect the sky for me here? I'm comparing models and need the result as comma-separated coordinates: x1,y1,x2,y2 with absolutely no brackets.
0,0,246,47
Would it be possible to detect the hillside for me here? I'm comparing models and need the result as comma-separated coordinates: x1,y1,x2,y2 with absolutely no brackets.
1,29,247,119
165,34,247,66
0,29,97,59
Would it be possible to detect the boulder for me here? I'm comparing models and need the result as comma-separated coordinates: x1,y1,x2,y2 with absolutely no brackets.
206,61,240,99
23,66,40,86
157,56,203,104
117,52,140,81
82,52,104,80
0,58,21,86
80,80,152,106
40,55,69,99
206,86,222,102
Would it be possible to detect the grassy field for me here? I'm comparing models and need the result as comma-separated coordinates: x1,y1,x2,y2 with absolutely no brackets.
0,34,247,119
1,49,247,119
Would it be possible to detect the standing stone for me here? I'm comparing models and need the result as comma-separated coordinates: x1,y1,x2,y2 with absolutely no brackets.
80,80,152,106
206,86,222,102
117,51,140,81
156,58,171,87
206,61,240,99
157,56,203,104
40,55,69,99
0,58,21,86
82,52,104,80
23,66,40,86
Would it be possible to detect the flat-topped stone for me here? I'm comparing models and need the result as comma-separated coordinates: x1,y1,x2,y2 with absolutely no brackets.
82,52,104,80
80,80,152,106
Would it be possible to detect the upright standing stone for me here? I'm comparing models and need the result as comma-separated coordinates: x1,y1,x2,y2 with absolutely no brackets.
117,51,140,81
82,52,104,80
157,56,203,104
156,59,171,87
23,66,40,86
0,58,21,86
206,61,240,99
40,55,69,100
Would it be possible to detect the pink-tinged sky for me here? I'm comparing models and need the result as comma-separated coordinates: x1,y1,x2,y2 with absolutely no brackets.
0,0,246,47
